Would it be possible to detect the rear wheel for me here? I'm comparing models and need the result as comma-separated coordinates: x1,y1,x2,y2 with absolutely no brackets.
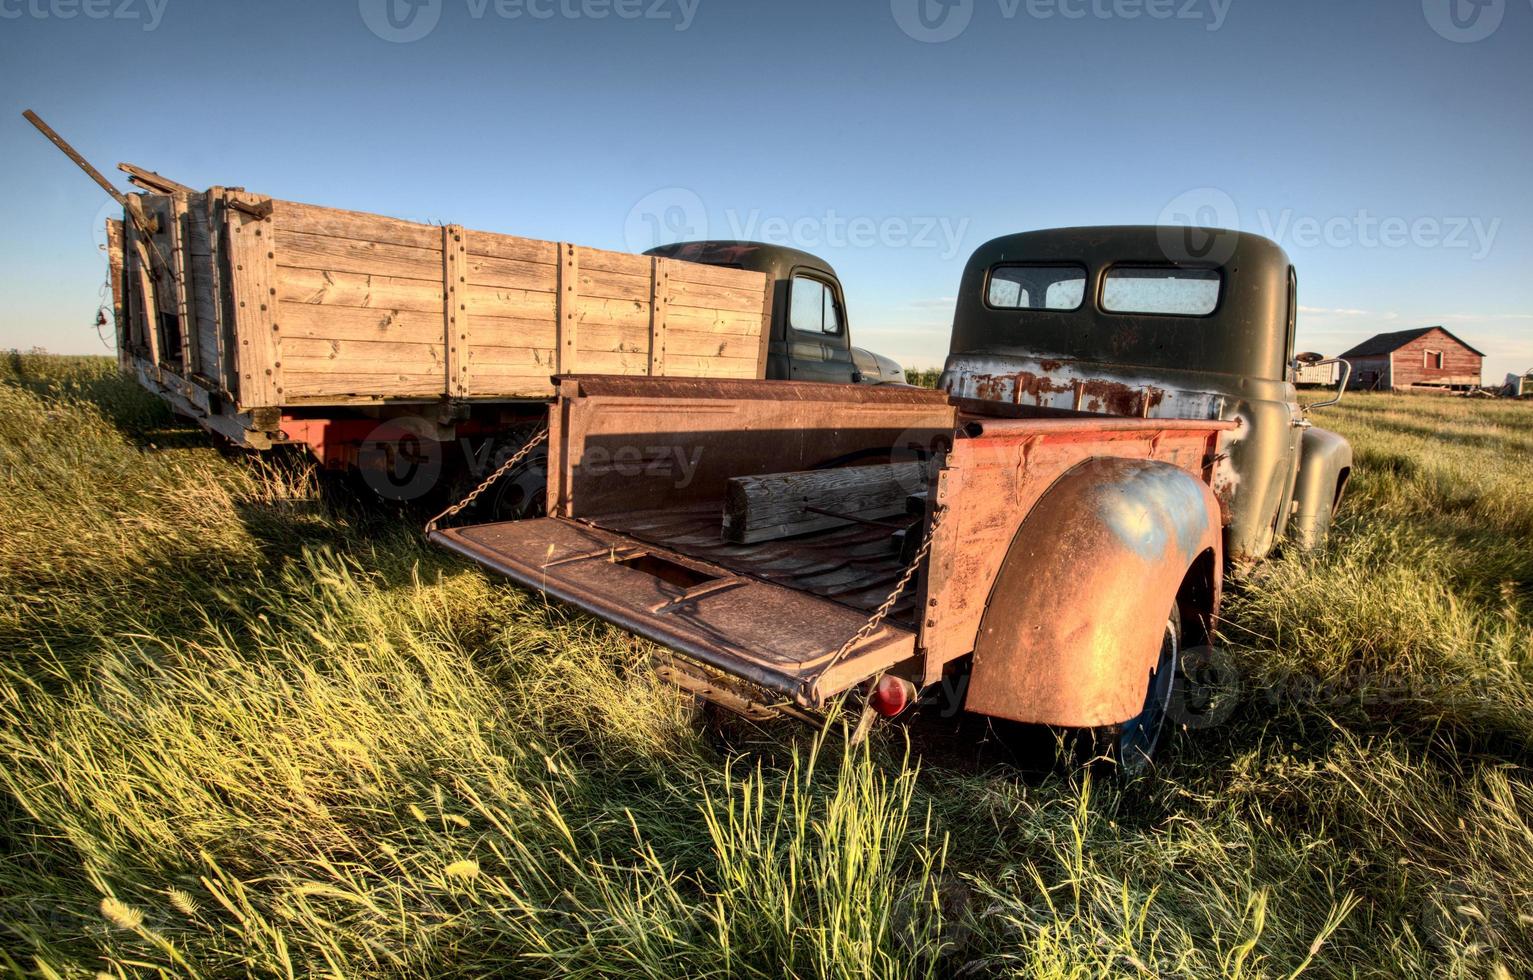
1111,603,1182,775
484,444,547,522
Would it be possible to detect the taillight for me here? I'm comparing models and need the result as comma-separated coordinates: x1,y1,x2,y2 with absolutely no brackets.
868,675,917,718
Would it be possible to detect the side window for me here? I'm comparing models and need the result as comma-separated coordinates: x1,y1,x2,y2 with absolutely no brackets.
987,264,1086,311
1424,349,1444,369
790,276,842,335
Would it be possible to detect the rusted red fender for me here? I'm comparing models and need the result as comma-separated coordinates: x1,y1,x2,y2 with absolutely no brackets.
965,457,1223,727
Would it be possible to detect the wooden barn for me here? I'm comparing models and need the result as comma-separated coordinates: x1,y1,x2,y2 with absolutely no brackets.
1340,326,1483,392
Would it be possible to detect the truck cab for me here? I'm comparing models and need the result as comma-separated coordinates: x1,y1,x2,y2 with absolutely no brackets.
939,226,1352,564
645,241,906,385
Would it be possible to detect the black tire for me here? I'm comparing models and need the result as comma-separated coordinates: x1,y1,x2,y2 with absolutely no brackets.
1107,602,1182,775
481,442,548,522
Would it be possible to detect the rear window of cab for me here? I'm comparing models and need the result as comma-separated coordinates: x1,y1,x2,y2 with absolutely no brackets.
985,263,1223,316
1101,266,1221,316
985,264,1086,310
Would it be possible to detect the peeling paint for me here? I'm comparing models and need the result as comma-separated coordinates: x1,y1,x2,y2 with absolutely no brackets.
943,352,1245,543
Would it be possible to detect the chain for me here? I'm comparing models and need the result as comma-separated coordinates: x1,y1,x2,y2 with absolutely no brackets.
825,504,946,672
423,426,549,536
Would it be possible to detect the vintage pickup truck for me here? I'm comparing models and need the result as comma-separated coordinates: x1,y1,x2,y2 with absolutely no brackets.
431,227,1352,768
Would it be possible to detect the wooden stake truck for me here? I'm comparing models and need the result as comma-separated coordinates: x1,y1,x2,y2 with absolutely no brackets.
24,110,902,514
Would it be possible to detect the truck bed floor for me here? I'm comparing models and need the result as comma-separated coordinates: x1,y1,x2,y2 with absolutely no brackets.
587,502,921,624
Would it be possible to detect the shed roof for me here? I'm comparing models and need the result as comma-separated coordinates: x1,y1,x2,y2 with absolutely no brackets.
1339,326,1485,358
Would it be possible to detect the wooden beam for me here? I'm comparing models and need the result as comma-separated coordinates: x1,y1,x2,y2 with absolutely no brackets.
224,190,283,409
105,218,127,369
557,243,579,375
203,187,234,396
166,194,196,372
118,161,194,197
23,109,128,206
127,221,162,373
649,256,668,376
443,224,468,397
756,269,773,379
722,461,926,544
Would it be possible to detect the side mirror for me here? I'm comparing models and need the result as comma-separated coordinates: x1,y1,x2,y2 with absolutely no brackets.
1304,358,1351,411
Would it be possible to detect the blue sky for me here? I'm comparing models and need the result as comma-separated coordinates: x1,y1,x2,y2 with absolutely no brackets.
2,0,1530,380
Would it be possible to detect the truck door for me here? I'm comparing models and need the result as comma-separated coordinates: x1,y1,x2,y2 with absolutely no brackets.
1269,265,1306,541
785,272,858,383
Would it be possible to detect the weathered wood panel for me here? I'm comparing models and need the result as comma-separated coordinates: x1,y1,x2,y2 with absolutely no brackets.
278,302,445,344
275,230,442,280
724,462,924,543
472,314,559,350
667,279,763,312
223,191,283,408
664,306,762,336
463,229,558,265
653,353,761,377
466,254,557,291
574,296,649,329
282,371,444,399
275,200,441,249
278,267,445,313
283,337,445,367
184,192,222,381
105,218,129,369
664,330,762,359
117,190,771,411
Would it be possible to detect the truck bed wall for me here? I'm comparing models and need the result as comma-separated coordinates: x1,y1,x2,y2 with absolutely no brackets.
112,191,773,414
547,376,957,518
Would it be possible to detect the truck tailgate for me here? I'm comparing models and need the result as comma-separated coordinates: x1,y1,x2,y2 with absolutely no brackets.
432,517,915,707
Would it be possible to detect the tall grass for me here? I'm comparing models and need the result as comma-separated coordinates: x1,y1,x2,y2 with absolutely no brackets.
1,355,1529,976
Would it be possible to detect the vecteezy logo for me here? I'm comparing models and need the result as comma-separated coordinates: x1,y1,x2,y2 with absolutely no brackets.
623,187,708,253
359,0,443,42
1421,0,1504,41
1166,645,1241,729
358,418,444,501
890,0,974,42
1156,187,1241,265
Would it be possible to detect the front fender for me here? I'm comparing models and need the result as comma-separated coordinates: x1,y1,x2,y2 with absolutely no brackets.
1288,426,1352,551
966,457,1223,727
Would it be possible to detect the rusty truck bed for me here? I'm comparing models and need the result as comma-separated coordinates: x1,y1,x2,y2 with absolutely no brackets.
431,375,1237,709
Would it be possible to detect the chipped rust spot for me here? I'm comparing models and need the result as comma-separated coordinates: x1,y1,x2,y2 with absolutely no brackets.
963,368,1165,418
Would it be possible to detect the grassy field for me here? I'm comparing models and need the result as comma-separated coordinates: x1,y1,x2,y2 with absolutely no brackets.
1,352,1529,978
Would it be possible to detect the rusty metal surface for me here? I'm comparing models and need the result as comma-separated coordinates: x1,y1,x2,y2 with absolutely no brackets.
556,374,950,405
431,517,917,707
919,418,1229,682
549,375,955,520
961,457,1223,727
940,351,1296,563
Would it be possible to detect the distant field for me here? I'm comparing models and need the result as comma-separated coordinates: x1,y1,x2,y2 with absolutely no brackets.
2,353,1529,977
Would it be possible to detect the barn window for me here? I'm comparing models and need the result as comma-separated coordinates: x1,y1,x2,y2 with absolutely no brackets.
1424,349,1444,370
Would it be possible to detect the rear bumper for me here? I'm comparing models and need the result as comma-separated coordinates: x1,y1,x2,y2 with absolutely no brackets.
431,517,916,707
